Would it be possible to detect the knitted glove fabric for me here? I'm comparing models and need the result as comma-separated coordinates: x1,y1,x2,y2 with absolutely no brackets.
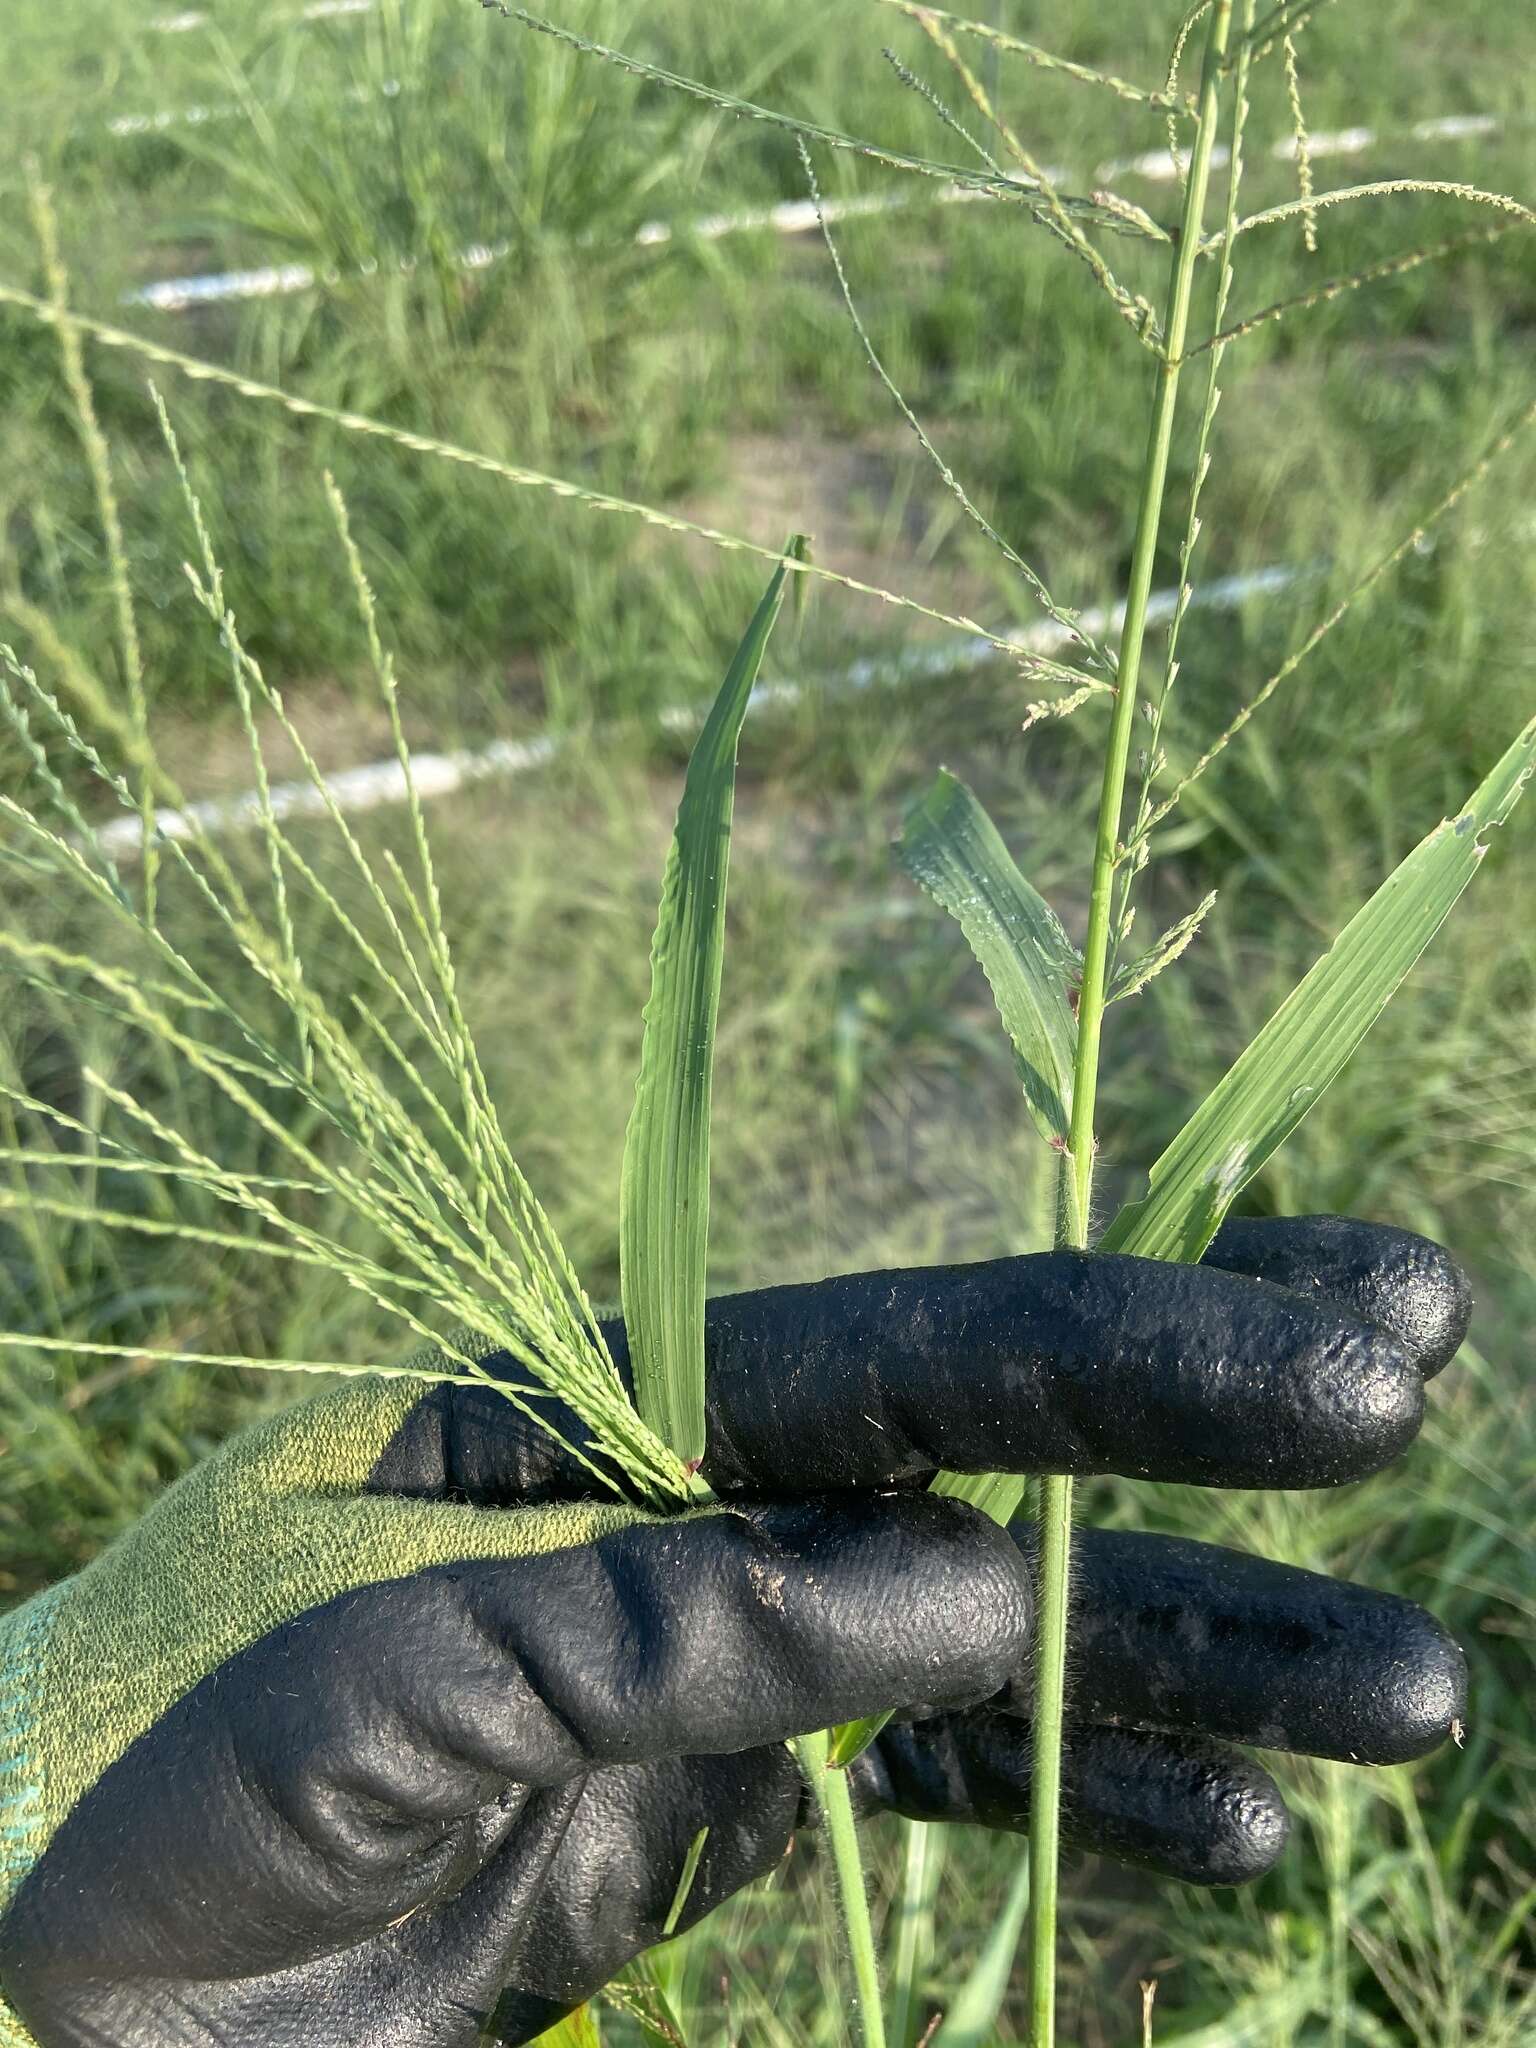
0,1368,659,2048
0,1215,1471,2048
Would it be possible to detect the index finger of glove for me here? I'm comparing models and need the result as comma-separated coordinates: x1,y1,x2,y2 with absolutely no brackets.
1202,1213,1469,1381
691,1218,1465,1495
376,1218,1466,1505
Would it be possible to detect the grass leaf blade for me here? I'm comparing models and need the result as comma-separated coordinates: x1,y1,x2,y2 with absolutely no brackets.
1102,715,1536,1262
528,2004,604,2048
620,552,795,1468
929,1846,1032,2048
826,1712,890,1771
930,1469,1029,1522
662,1826,710,1939
897,770,1079,1145
892,771,1068,1762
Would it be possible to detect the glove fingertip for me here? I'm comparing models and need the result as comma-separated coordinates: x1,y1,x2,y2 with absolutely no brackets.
1066,1727,1292,1888
1368,1611,1468,1765
1205,1215,1472,1381
1179,1763,1292,1887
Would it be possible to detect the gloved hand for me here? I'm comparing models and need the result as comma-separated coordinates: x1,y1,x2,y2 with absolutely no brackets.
0,1215,1470,2048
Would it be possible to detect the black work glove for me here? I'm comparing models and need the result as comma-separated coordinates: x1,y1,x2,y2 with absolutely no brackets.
0,1215,1470,2048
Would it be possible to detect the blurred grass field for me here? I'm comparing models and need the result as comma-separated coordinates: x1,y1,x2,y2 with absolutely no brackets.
3,0,1536,2041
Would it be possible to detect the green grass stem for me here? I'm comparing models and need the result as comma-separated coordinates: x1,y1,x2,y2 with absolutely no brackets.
1027,5,1235,2043
794,1731,888,2048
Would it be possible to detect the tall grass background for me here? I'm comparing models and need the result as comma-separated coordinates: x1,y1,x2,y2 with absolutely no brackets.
2,0,1535,2041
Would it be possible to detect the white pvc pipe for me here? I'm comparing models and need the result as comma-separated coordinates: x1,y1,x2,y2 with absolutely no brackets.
117,100,1509,313
96,560,1306,856
1093,108,1505,184
121,183,1007,311
149,0,371,31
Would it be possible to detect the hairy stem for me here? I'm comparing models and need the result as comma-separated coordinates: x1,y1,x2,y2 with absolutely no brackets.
795,1732,887,2048
1025,5,1234,2044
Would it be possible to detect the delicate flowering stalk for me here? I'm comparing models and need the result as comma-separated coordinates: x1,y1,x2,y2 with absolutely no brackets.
1025,6,1235,2043
795,1732,888,2048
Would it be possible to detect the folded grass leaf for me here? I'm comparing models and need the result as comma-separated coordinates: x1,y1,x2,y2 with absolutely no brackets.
826,1711,889,1772
929,1466,1029,1523
619,547,799,1471
831,774,1073,1771
897,769,1079,1146
1101,714,1536,1262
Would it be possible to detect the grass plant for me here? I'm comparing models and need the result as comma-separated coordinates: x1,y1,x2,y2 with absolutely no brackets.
3,2,1535,2044
471,4,1534,2042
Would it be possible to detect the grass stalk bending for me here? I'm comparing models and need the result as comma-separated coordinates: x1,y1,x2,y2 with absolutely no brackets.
1026,5,1234,2042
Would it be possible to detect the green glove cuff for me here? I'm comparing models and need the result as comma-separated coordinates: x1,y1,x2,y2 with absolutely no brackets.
0,1362,659,2036
1,1591,56,2048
